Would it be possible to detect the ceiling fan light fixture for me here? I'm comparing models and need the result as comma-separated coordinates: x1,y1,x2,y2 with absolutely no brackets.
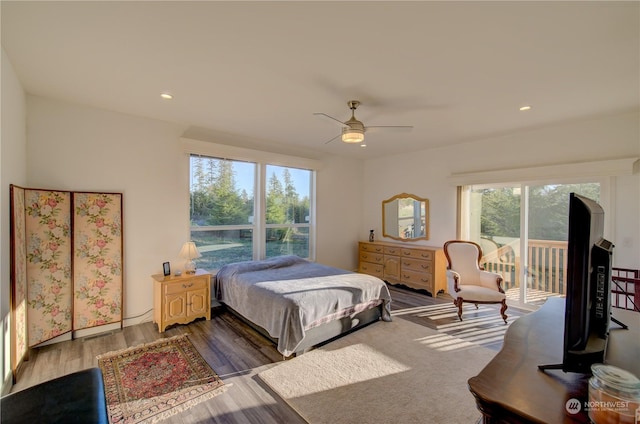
342,127,365,143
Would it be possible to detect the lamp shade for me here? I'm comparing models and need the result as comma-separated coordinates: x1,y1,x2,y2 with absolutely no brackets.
341,127,365,143
179,241,201,274
179,241,202,259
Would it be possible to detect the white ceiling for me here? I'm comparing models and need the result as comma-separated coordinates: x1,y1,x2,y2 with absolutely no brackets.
2,1,639,159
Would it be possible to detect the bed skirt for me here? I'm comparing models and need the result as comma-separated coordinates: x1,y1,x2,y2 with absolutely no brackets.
224,303,384,357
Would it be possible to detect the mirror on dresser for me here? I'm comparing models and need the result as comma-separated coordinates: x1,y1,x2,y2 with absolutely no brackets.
382,193,429,241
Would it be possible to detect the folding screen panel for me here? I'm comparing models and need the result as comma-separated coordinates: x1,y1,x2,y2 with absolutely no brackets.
72,192,123,328
10,185,123,380
24,189,73,345
10,186,28,374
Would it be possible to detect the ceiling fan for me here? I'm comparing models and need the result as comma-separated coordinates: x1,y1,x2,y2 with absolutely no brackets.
314,100,413,144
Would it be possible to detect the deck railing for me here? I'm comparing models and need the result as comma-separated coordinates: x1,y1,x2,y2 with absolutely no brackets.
611,268,640,311
480,240,639,311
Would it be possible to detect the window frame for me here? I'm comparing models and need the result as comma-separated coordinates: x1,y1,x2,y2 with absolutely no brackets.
457,177,612,309
184,138,320,267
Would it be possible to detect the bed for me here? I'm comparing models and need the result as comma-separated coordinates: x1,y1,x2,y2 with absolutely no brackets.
215,255,392,357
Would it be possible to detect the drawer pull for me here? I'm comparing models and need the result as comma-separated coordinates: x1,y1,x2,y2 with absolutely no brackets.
182,283,194,289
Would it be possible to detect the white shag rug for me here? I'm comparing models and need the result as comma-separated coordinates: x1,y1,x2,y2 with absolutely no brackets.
258,318,496,424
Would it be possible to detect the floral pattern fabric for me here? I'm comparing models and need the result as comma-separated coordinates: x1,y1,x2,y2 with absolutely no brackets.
10,186,123,375
73,192,123,328
24,189,73,346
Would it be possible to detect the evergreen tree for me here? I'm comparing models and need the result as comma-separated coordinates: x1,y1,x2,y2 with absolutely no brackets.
266,172,286,225
283,169,298,223
209,160,244,225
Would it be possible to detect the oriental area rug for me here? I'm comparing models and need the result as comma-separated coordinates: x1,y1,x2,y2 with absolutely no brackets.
97,334,226,424
259,318,496,424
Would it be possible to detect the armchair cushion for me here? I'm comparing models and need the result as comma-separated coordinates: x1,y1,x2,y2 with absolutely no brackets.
454,285,506,303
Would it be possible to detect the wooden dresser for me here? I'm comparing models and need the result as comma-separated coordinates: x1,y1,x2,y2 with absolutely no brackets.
358,241,447,297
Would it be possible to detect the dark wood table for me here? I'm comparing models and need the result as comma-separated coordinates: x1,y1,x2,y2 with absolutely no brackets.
468,297,640,424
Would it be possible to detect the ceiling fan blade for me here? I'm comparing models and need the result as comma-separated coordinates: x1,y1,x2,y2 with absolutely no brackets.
313,113,348,127
323,134,342,144
365,125,414,133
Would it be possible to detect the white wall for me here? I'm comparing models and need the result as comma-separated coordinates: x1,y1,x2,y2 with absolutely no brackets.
315,155,364,270
25,95,363,324
27,96,189,326
1,48,27,393
362,111,640,268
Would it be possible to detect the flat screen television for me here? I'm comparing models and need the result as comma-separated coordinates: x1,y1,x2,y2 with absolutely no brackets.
539,193,614,374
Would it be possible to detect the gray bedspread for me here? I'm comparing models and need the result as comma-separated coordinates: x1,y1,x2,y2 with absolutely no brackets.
216,255,392,356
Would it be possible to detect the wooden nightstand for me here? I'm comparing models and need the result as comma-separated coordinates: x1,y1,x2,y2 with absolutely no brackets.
152,269,211,333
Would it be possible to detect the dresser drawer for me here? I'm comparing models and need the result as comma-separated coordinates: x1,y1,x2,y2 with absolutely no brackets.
401,248,433,261
164,276,208,295
359,263,384,278
360,251,384,264
384,246,401,256
401,257,433,273
401,269,433,287
360,243,384,254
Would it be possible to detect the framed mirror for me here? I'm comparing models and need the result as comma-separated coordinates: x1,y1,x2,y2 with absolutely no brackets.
382,193,429,241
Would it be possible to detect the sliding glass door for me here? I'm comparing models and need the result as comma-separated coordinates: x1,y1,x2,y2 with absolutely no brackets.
462,182,602,307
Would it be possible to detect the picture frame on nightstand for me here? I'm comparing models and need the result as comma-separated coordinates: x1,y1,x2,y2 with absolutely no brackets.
163,262,171,277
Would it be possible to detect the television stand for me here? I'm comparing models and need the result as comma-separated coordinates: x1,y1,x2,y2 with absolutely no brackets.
468,297,639,424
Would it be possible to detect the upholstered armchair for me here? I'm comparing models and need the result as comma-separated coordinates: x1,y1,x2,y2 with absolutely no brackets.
443,240,508,323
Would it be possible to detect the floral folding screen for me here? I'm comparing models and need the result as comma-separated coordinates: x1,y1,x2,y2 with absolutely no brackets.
10,185,123,379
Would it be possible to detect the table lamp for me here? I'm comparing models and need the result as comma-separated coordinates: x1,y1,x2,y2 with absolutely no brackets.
179,241,201,274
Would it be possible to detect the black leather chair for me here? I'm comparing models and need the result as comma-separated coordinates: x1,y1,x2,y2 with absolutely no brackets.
1,368,108,424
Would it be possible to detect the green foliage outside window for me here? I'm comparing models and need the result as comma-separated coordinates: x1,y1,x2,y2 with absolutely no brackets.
477,183,600,241
189,156,312,268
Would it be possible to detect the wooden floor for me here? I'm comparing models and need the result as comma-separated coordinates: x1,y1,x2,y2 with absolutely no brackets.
9,285,528,423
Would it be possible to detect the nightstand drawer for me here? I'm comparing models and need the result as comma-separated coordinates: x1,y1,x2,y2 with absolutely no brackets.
164,276,208,295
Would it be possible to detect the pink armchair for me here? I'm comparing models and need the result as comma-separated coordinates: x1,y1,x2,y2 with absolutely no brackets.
443,240,508,323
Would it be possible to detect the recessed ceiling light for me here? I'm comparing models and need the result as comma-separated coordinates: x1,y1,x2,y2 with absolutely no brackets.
519,105,532,111
160,93,173,100
360,143,367,148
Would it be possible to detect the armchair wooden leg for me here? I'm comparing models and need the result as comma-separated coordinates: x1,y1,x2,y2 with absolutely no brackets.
455,298,464,321
500,299,508,324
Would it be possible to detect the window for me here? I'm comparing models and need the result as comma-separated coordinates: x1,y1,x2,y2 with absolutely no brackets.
265,164,312,259
460,181,604,307
189,155,314,269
